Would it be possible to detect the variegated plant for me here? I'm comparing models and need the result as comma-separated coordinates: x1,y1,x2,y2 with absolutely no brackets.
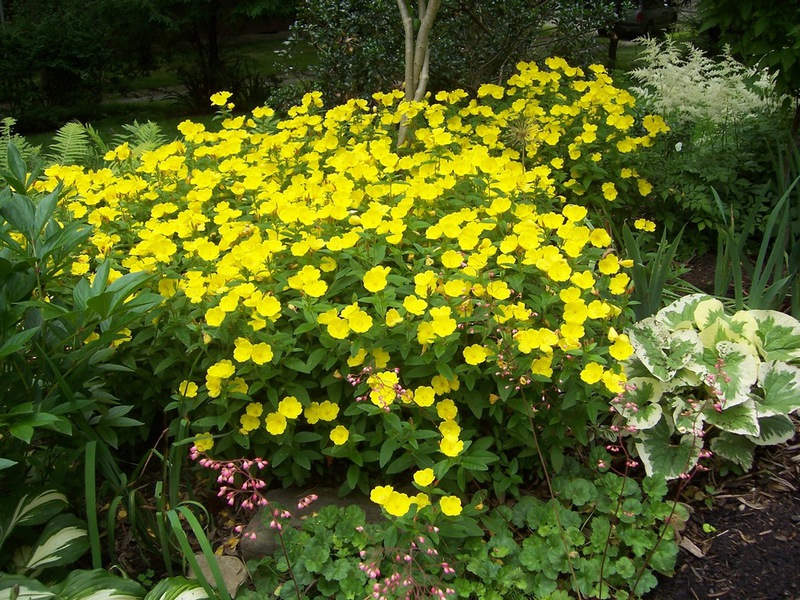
613,294,800,478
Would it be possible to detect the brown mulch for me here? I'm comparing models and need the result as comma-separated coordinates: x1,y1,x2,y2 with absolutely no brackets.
647,442,800,600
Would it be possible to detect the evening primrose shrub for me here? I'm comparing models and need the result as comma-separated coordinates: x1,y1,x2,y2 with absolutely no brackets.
34,58,668,504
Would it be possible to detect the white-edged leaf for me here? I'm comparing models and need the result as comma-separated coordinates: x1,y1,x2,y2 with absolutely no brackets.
628,318,674,381
756,361,800,417
0,575,56,600
634,416,702,479
710,432,755,470
56,569,145,600
750,310,800,362
693,297,726,331
672,397,705,435
747,415,796,446
12,489,69,528
710,341,759,408
22,514,89,570
144,577,209,600
617,377,665,430
704,398,760,436
655,293,708,330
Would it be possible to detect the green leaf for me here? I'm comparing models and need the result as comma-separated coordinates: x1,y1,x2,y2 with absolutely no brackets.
7,489,69,529
709,341,759,408
655,294,708,330
0,326,40,359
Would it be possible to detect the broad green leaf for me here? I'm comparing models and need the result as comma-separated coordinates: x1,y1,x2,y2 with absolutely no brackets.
0,575,56,600
750,310,800,362
710,432,755,470
0,327,40,359
21,514,89,571
56,569,146,600
704,399,759,436
143,577,209,600
671,397,705,435
667,329,704,373
756,361,800,416
0,458,18,471
634,417,701,479
747,414,796,446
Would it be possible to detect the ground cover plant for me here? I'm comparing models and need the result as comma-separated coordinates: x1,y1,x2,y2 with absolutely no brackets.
1,49,798,599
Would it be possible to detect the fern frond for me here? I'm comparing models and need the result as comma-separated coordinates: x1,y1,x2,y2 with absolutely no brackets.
46,121,92,166
0,117,41,172
114,120,167,157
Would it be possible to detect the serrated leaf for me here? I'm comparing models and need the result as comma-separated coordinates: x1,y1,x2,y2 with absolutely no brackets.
704,399,759,436
693,297,726,330
655,294,708,330
757,361,800,416
635,417,701,479
710,341,759,408
750,310,800,362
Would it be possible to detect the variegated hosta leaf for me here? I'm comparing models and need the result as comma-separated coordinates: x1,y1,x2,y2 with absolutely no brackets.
750,310,800,362
704,398,760,436
710,432,755,470
756,361,800,417
708,341,759,408
18,514,89,572
654,293,708,330
143,577,209,600
634,416,702,479
0,575,56,600
55,569,146,600
7,489,69,528
747,415,796,446
617,376,664,430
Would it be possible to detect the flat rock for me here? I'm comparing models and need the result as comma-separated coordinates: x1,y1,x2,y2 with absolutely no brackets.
239,487,383,561
187,554,248,598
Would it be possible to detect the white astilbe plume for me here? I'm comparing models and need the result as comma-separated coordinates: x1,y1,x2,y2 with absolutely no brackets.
629,38,784,132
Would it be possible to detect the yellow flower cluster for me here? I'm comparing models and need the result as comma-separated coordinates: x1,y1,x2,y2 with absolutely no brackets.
35,57,668,505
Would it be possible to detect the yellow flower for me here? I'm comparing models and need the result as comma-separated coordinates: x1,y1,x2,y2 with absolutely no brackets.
210,91,232,106
413,386,436,407
251,343,273,365
412,493,430,508
370,485,394,505
463,344,491,365
441,250,463,269
205,306,226,327
413,468,435,487
233,338,253,362
330,425,349,445
278,396,303,419
178,380,198,398
403,295,428,315
265,412,287,435
609,335,634,361
634,218,656,232
598,254,620,275
194,433,214,452
531,355,553,378
385,308,403,327
363,265,391,292
436,398,458,420
440,437,464,457
384,491,413,517
429,306,457,337
240,413,260,432
486,280,511,300
348,348,368,367
317,400,340,421
207,360,235,380
440,496,463,516
609,273,631,295
327,317,351,339
602,182,618,201
580,362,605,385
246,402,263,417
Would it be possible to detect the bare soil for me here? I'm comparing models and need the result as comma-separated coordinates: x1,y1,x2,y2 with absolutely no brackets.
647,442,800,600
